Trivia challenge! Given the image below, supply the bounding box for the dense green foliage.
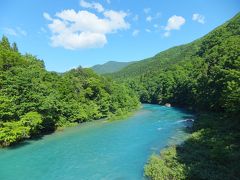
[107,13,240,179]
[145,113,240,180]
[0,36,139,146]
[145,147,186,180]
[108,13,240,116]
[0,112,43,147]
[91,61,135,74]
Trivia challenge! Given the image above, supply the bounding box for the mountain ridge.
[91,61,135,74]
[107,13,240,80]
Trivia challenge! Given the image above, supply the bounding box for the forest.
[0,36,139,147]
[108,13,240,179]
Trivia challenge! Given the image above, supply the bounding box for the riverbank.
[56,103,141,129]
[0,105,141,149]
[144,113,240,179]
[107,104,142,122]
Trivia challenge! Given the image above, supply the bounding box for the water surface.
[0,104,193,180]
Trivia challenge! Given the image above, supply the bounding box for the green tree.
[0,35,11,50]
[12,42,18,52]
[20,112,43,135]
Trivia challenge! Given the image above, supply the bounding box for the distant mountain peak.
[91,61,135,74]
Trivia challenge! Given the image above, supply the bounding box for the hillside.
[107,41,201,80]
[108,12,240,114]
[91,61,135,74]
[0,36,140,147]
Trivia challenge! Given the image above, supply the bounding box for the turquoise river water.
[0,104,193,180]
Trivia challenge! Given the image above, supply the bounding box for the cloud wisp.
[146,16,152,22]
[132,29,139,37]
[80,0,104,13]
[133,14,139,21]
[3,27,27,37]
[144,8,151,14]
[192,13,205,24]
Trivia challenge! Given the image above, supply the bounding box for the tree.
[0,35,11,50]
[12,42,18,52]
[20,112,43,135]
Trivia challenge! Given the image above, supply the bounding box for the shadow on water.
[7,141,32,150]
[6,131,53,150]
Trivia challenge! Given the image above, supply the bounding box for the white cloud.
[103,10,130,32]
[144,8,151,14]
[163,31,170,37]
[132,29,139,37]
[80,0,104,12]
[165,15,185,31]
[44,9,129,50]
[51,31,107,49]
[146,16,152,22]
[192,13,205,24]
[4,27,27,36]
[163,15,185,37]
[106,0,111,4]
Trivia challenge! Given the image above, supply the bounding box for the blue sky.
[0,0,239,72]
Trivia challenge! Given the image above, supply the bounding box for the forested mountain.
[108,13,240,115]
[91,61,134,74]
[0,36,140,147]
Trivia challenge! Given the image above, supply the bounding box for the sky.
[0,0,239,72]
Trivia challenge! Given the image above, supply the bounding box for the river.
[0,104,193,180]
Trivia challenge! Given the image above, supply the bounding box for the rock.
[165,103,171,107]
